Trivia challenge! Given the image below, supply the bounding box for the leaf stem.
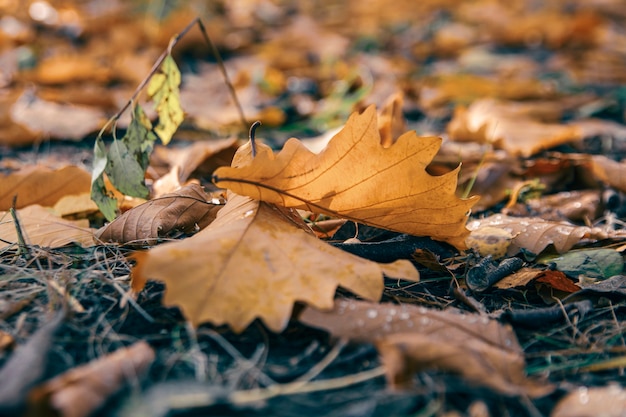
[249,121,262,157]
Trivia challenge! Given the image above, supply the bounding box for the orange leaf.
[535,270,581,293]
[0,205,95,249]
[213,106,477,249]
[28,341,154,417]
[0,165,91,210]
[96,184,221,245]
[132,191,418,333]
[447,99,582,157]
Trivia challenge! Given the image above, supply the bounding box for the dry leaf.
[377,91,406,148]
[590,155,626,193]
[418,74,552,110]
[28,341,155,417]
[300,299,552,397]
[0,165,91,210]
[0,205,95,249]
[213,106,477,249]
[150,138,238,197]
[132,191,418,332]
[96,184,221,245]
[0,314,63,415]
[10,90,104,141]
[467,214,608,255]
[447,98,583,157]
[551,385,626,417]
[535,270,581,293]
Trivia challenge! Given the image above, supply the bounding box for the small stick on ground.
[9,196,30,260]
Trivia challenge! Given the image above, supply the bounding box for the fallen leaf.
[213,106,477,249]
[494,267,546,290]
[9,90,104,141]
[0,165,91,210]
[467,214,609,255]
[300,299,552,397]
[535,270,581,293]
[541,249,624,280]
[53,193,99,218]
[447,98,582,157]
[0,314,63,416]
[132,191,418,332]
[590,155,626,193]
[28,341,155,417]
[0,205,95,249]
[551,385,626,417]
[377,91,406,148]
[418,74,552,111]
[150,138,238,197]
[96,184,222,245]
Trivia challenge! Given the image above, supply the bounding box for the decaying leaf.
[28,341,155,417]
[418,74,552,111]
[132,192,418,332]
[151,138,238,197]
[590,155,626,193]
[213,105,477,249]
[91,104,157,221]
[467,214,609,256]
[0,165,91,211]
[9,90,104,142]
[96,184,221,245]
[551,385,626,417]
[447,98,583,157]
[148,54,184,145]
[0,205,95,249]
[300,299,552,397]
[0,314,63,415]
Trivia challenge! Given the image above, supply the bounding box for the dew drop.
[578,387,589,405]
[243,209,255,218]
[420,317,431,326]
[418,307,427,314]
[366,309,378,319]
[389,308,397,316]
[399,312,410,320]
[480,316,490,325]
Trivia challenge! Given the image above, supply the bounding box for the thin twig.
[196,19,249,131]
[9,196,30,259]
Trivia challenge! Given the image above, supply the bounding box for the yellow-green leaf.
[147,54,184,145]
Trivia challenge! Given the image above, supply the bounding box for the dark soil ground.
[3,1,626,416]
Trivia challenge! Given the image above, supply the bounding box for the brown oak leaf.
[132,191,418,332]
[96,184,221,245]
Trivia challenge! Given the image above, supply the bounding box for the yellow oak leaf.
[213,105,477,249]
[132,190,418,333]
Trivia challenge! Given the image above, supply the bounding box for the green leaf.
[106,140,150,198]
[147,54,184,145]
[90,136,118,221]
[547,249,624,280]
[125,104,157,171]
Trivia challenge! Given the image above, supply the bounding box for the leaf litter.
[2,1,626,416]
